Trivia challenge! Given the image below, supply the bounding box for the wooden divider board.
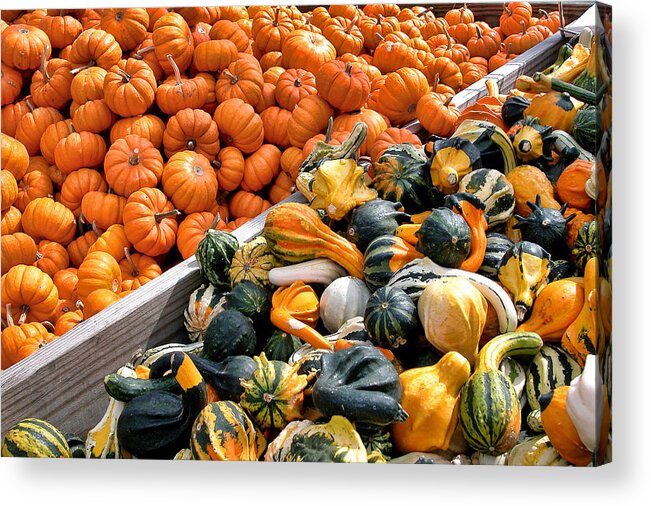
[0,4,596,438]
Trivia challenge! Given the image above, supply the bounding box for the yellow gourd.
[391,352,471,454]
[417,277,487,363]
[517,279,585,340]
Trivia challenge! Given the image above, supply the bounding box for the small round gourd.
[319,276,371,333]
[363,235,423,292]
[2,418,71,458]
[190,401,264,461]
[203,309,257,362]
[364,286,420,353]
[229,236,277,288]
[458,168,515,228]
[525,344,582,411]
[263,331,302,362]
[226,280,270,324]
[415,207,471,268]
[195,229,239,288]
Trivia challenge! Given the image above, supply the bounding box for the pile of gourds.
[0,3,560,368]
[2,26,612,464]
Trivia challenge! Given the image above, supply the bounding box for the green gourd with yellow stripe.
[190,401,266,461]
[239,353,309,431]
[229,236,278,288]
[363,235,424,291]
[2,418,71,458]
[195,229,239,288]
[459,331,543,455]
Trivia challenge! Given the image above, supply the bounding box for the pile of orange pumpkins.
[0,3,561,370]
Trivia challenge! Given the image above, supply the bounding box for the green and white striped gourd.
[184,284,227,342]
[459,168,515,228]
[525,344,582,411]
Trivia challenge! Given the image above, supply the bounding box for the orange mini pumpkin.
[162,151,218,214]
[103,57,157,117]
[104,134,164,197]
[35,240,69,277]
[30,56,74,109]
[1,232,37,275]
[54,127,107,174]
[229,190,271,219]
[240,144,282,192]
[59,168,108,217]
[213,98,264,154]
[81,288,121,319]
[87,224,131,262]
[110,114,165,149]
[1,24,51,70]
[1,264,58,323]
[52,267,78,301]
[123,187,180,256]
[53,310,83,336]
[119,250,162,290]
[76,250,122,303]
[22,197,76,245]
[1,318,56,369]
[99,8,149,51]
[162,108,219,160]
[152,12,194,74]
[81,191,127,230]
[68,28,122,70]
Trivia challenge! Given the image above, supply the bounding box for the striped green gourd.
[2,418,71,458]
[459,331,543,455]
[195,229,239,288]
[525,344,582,411]
[479,233,514,280]
[363,286,420,353]
[363,235,423,291]
[572,105,601,152]
[458,168,515,228]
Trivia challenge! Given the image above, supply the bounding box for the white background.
[1,0,648,504]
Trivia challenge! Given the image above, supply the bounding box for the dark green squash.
[263,331,302,362]
[226,280,270,324]
[104,373,181,402]
[364,286,420,353]
[415,207,471,268]
[371,143,437,213]
[190,401,265,460]
[572,105,601,153]
[571,220,599,272]
[363,235,423,291]
[513,195,576,258]
[479,233,514,280]
[1,418,71,458]
[188,355,256,402]
[311,345,408,426]
[346,199,411,252]
[116,352,207,459]
[458,168,515,228]
[203,309,257,363]
[195,229,239,289]
[239,353,309,431]
[501,95,531,126]
[548,259,575,282]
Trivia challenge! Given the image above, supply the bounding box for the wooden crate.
[0,3,597,438]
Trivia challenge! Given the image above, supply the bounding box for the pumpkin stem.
[222,69,238,85]
[504,3,512,16]
[91,220,102,238]
[375,32,385,41]
[345,16,358,34]
[124,248,139,277]
[375,14,383,25]
[475,24,482,40]
[273,6,280,26]
[133,45,156,60]
[432,73,440,90]
[18,305,29,325]
[155,209,181,222]
[42,320,55,332]
[539,9,550,19]
[40,45,51,81]
[443,25,452,50]
[6,305,15,327]
[505,42,513,59]
[520,20,527,35]
[208,212,222,231]
[444,95,454,107]
[166,54,183,86]
[70,64,92,75]
[128,148,141,166]
[324,116,334,143]
[186,139,197,150]
[25,96,36,113]
[344,61,354,76]
[117,68,131,83]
